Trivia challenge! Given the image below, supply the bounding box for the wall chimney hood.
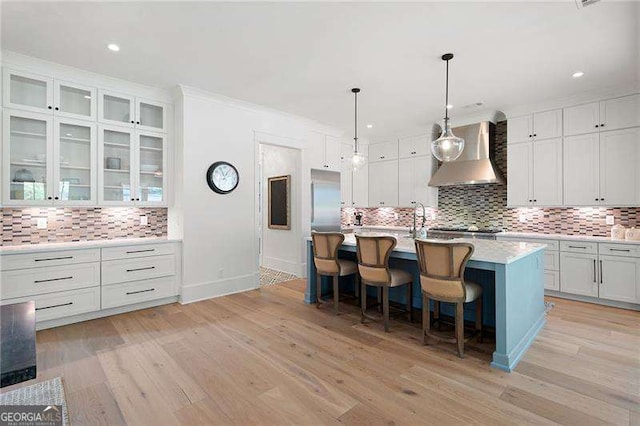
[428,121,504,187]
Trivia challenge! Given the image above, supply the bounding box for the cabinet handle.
[47,196,52,200]
[36,302,73,311]
[599,260,603,284]
[54,196,59,200]
[600,123,605,127]
[126,266,156,272]
[34,276,73,284]
[126,288,155,295]
[568,245,587,249]
[131,120,135,124]
[126,249,155,254]
[609,248,630,252]
[593,259,596,283]
[35,256,73,262]
[47,106,52,110]
[54,107,59,111]
[533,134,537,137]
[380,156,385,159]
[595,124,599,128]
[600,198,604,201]
[136,121,140,125]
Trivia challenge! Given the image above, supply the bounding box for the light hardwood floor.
[3,279,639,425]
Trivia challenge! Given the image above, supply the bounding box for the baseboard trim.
[261,257,303,276]
[180,273,259,304]
[491,311,546,372]
[545,290,640,311]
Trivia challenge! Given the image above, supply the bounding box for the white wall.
[260,144,301,275]
[172,86,342,303]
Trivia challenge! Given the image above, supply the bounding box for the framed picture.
[268,175,291,230]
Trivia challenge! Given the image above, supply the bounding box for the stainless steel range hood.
[428,121,504,187]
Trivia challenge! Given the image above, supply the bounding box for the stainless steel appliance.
[310,170,341,232]
[426,227,501,240]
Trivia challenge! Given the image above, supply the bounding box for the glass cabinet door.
[99,126,134,204]
[3,111,53,204]
[55,81,96,120]
[99,90,135,128]
[136,99,166,132]
[55,119,95,204]
[136,131,165,204]
[3,69,53,114]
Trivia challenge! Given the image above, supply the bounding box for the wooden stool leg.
[456,302,465,358]
[355,274,360,303]
[434,301,440,330]
[361,281,367,323]
[422,294,430,345]
[476,296,483,343]
[383,286,390,332]
[377,287,383,313]
[406,282,413,323]
[316,273,322,308]
[333,275,339,315]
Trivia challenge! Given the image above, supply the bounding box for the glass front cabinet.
[98,90,167,133]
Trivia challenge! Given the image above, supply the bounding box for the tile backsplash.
[1,207,167,246]
[342,120,640,236]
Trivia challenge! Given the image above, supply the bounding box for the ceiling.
[2,1,639,140]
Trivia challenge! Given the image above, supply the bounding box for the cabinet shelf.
[10,162,46,168]
[104,168,130,174]
[10,130,46,138]
[61,165,91,171]
[60,136,90,144]
[104,142,130,149]
[139,146,162,152]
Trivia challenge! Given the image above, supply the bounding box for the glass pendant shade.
[432,119,465,162]
[349,150,367,171]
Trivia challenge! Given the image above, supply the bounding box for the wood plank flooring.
[2,279,638,425]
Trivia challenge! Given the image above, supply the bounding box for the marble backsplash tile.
[1,207,168,246]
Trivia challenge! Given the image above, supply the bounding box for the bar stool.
[414,240,483,358]
[356,235,413,332]
[311,231,359,314]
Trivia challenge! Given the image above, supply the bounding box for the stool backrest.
[414,240,474,301]
[355,235,397,284]
[311,232,345,274]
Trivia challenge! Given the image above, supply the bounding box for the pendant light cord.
[444,58,449,121]
[354,89,359,153]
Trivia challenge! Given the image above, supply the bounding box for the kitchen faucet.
[410,202,426,239]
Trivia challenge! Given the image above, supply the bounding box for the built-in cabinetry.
[507,93,640,208]
[368,160,399,206]
[0,241,181,329]
[339,143,368,207]
[498,235,640,309]
[2,67,171,207]
[309,133,341,171]
[398,155,438,207]
[398,134,430,158]
[368,140,398,162]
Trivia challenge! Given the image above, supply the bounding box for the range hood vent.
[428,121,504,187]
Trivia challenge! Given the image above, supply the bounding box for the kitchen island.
[306,234,547,372]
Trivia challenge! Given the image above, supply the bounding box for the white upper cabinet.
[136,131,167,205]
[340,160,353,207]
[532,109,562,140]
[324,136,341,171]
[369,140,398,162]
[599,94,640,132]
[368,160,398,206]
[352,145,368,208]
[398,156,437,207]
[54,80,96,121]
[507,115,532,144]
[398,134,430,158]
[308,133,340,171]
[506,142,533,207]
[340,143,353,161]
[136,98,167,132]
[563,133,600,206]
[532,138,563,206]
[98,90,136,128]
[563,102,599,136]
[599,128,640,206]
[3,69,53,114]
[98,125,135,205]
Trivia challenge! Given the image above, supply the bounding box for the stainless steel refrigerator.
[310,170,341,232]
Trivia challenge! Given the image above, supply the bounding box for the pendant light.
[431,53,465,162]
[348,88,367,171]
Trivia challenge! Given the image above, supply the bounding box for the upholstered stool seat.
[311,232,359,314]
[356,235,413,332]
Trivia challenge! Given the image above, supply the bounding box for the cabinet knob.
[595,124,599,128]
[54,107,59,111]
[533,199,537,202]
[595,198,599,201]
[131,198,135,201]
[136,198,140,201]
[47,106,52,110]
[528,199,532,202]
[47,196,52,200]
[600,123,605,127]
[600,198,604,201]
[533,134,537,137]
[136,121,140,125]
[131,120,135,124]
[528,134,532,138]
[54,196,59,200]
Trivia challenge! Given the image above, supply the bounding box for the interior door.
[98,125,134,205]
[54,80,96,121]
[532,138,563,206]
[3,69,54,114]
[3,110,53,205]
[599,255,639,303]
[599,128,640,207]
[560,252,599,297]
[563,133,600,206]
[506,142,532,207]
[54,118,96,205]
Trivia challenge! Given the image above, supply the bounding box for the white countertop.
[336,233,545,265]
[497,231,640,245]
[0,237,182,255]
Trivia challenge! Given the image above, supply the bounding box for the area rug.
[0,377,69,425]
[260,267,298,286]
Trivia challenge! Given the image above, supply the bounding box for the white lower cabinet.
[560,252,599,297]
[0,241,181,327]
[598,255,640,303]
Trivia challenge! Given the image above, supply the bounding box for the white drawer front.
[101,243,177,261]
[1,262,100,300]
[102,254,176,285]
[598,243,640,258]
[543,251,560,271]
[560,241,598,254]
[1,249,100,271]
[544,270,560,291]
[101,277,177,309]
[1,287,101,322]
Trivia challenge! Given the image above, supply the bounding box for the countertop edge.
[0,238,182,255]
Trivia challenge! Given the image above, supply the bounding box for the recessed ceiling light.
[366,124,373,128]
[107,44,120,52]
[446,104,453,109]
[572,71,584,78]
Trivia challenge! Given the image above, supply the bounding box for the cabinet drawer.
[1,287,101,323]
[101,243,176,261]
[544,270,560,291]
[1,262,100,300]
[598,243,640,258]
[102,254,176,285]
[543,251,560,271]
[1,248,100,271]
[101,277,177,309]
[560,241,598,254]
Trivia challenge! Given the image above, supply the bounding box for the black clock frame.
[206,161,239,194]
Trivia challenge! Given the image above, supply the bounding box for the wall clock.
[206,161,239,194]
